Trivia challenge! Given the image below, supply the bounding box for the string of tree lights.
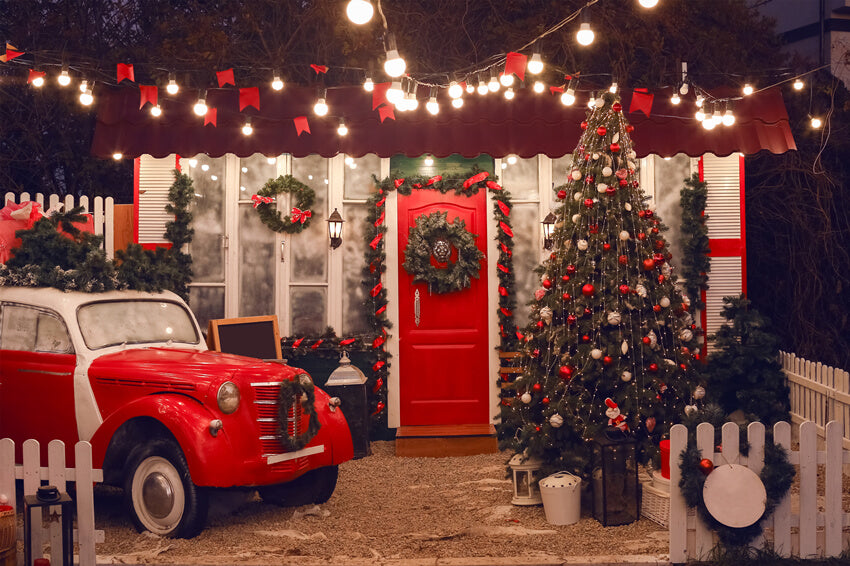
[0,0,831,159]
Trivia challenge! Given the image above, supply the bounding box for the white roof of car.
[0,287,186,320]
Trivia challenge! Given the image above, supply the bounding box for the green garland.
[679,438,794,548]
[276,378,321,451]
[680,173,711,312]
[254,175,315,234]
[402,211,484,294]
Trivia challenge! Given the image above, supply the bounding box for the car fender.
[313,388,354,465]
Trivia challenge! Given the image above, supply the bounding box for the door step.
[395,424,499,457]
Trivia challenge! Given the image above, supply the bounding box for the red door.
[397,188,489,426]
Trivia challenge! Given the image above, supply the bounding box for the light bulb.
[722,109,735,126]
[345,156,354,165]
[679,82,689,95]
[150,104,162,117]
[533,80,545,93]
[313,97,328,116]
[477,78,488,95]
[79,88,93,106]
[271,74,284,91]
[504,88,515,100]
[32,75,45,88]
[79,80,88,93]
[638,0,658,7]
[743,83,754,96]
[670,93,681,105]
[500,73,514,87]
[465,82,475,94]
[112,152,123,160]
[588,93,596,108]
[242,120,253,136]
[811,116,822,128]
[337,121,348,136]
[424,155,434,166]
[488,75,500,93]
[166,75,179,95]
[384,49,406,77]
[406,92,419,111]
[363,77,374,92]
[528,52,544,75]
[695,108,705,121]
[451,97,464,108]
[507,154,518,165]
[387,80,404,105]
[712,108,722,125]
[560,89,576,106]
[793,79,804,91]
[193,96,208,116]
[346,0,374,25]
[448,81,463,99]
[267,157,277,165]
[426,96,439,115]
[58,69,71,86]
[702,117,716,130]
[609,82,618,94]
[576,23,595,46]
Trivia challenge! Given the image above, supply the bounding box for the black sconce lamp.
[328,208,344,249]
[542,211,557,249]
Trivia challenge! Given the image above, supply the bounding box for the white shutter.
[137,154,176,244]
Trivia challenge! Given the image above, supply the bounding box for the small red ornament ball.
[536,320,544,328]
[582,283,596,296]
[610,142,621,153]
[618,255,628,265]
[585,175,594,184]
[619,179,628,187]
[562,292,571,301]
[638,232,646,240]
[654,240,665,250]
[542,397,550,406]
[654,253,665,265]
[532,349,540,357]
[658,274,666,283]
[567,314,577,325]
[680,363,688,371]
[557,189,567,200]
[562,274,570,281]
[619,284,630,295]
[612,102,622,112]
[651,227,659,234]
[566,264,577,275]
[643,258,657,271]
[694,353,701,361]
[626,124,635,133]
[581,121,588,130]
[584,307,592,316]
[638,210,646,218]
[584,198,594,209]
[645,209,654,217]
[559,365,574,379]
[542,278,552,289]
[649,363,658,372]
[532,383,541,392]
[550,253,557,261]
[632,180,640,188]
[603,243,611,251]
[582,334,591,342]
[699,458,715,475]
[653,304,662,312]
[642,336,652,345]
[597,126,607,136]
[606,185,617,195]
[603,356,613,365]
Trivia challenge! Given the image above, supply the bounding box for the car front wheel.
[124,438,208,538]
[258,465,339,507]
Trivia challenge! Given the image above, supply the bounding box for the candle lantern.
[508,453,543,505]
[324,351,371,458]
[591,427,640,526]
[24,485,74,566]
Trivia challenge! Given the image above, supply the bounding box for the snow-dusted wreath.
[402,211,484,294]
[253,175,315,234]
[276,378,321,451]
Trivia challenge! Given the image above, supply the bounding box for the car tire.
[258,465,339,507]
[123,438,208,538]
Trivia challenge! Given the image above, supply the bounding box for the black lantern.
[24,485,74,566]
[324,351,371,458]
[542,211,557,249]
[327,208,344,249]
[591,427,640,526]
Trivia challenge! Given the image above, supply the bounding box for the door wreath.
[252,175,315,234]
[402,211,484,294]
[277,378,321,451]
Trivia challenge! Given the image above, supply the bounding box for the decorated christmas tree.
[497,92,703,474]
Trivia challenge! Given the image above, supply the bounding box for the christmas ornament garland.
[276,378,321,451]
[678,439,794,548]
[402,211,484,294]
[253,175,315,234]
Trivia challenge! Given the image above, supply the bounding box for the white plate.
[702,463,766,528]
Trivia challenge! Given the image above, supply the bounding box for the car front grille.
[251,381,310,466]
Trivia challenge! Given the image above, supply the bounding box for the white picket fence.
[669,420,849,562]
[782,350,850,449]
[3,191,115,259]
[0,438,104,565]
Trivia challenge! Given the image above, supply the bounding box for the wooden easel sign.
[207,315,282,360]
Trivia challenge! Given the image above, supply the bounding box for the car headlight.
[296,372,313,386]
[217,381,241,414]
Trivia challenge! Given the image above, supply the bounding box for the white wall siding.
[138,155,176,244]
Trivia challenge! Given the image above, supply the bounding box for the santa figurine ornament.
[604,397,628,431]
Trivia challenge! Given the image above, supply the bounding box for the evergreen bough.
[680,173,711,311]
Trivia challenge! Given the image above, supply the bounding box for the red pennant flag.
[374,211,385,226]
[139,85,158,109]
[311,339,324,349]
[375,305,386,316]
[216,68,235,87]
[3,43,24,62]
[340,338,356,346]
[310,64,328,74]
[500,221,514,237]
[369,232,383,249]
[378,104,395,123]
[516,331,524,341]
[372,82,391,110]
[27,69,45,84]
[504,51,527,82]
[497,201,510,216]
[371,282,383,297]
[116,63,134,83]
[549,85,565,94]
[292,337,304,348]
[294,115,310,136]
[204,108,217,126]
[239,87,260,111]
[630,88,654,116]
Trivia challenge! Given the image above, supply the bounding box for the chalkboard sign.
[207,315,282,360]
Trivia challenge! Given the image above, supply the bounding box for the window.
[0,304,73,353]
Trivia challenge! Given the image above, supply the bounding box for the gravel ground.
[91,442,670,564]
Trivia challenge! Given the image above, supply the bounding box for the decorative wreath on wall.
[252,175,315,234]
[678,439,794,548]
[402,210,485,294]
[276,378,321,451]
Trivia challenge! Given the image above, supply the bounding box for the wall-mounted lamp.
[328,208,344,249]
[542,211,557,249]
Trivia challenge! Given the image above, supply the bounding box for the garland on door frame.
[679,173,711,312]
[252,174,315,234]
[362,169,517,422]
[402,211,485,294]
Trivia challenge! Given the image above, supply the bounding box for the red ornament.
[562,292,572,301]
[694,353,701,361]
[584,153,591,161]
[536,320,544,328]
[532,383,541,392]
[680,363,688,371]
[645,210,654,218]
[646,416,656,432]
[588,224,599,234]
[619,284,630,295]
[581,121,588,130]
[658,275,666,283]
[562,274,570,282]
[654,253,665,265]
[642,336,651,345]
[625,124,635,133]
[653,304,661,312]
[542,397,550,405]
[654,240,664,250]
[566,264,577,275]
[606,186,617,195]
[532,349,540,357]
[542,279,552,289]
[557,189,567,200]
[612,102,622,112]
[550,252,557,261]
[649,363,658,372]
[597,126,607,136]
[567,314,577,325]
[585,175,595,184]
[618,255,628,265]
[559,365,574,379]
[618,179,628,187]
[651,227,659,234]
[638,232,646,240]
[643,258,656,271]
[582,334,591,342]
[638,210,646,218]
[610,142,621,153]
[535,426,541,432]
[603,356,613,365]
[698,458,714,475]
[584,307,592,316]
[582,283,595,296]
[603,243,611,251]
[632,180,640,188]
[584,198,594,209]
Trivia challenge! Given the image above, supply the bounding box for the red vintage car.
[0,287,353,537]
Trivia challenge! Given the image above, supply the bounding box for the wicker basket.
[0,505,14,552]
[640,482,669,528]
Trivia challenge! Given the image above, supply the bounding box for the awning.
[92,84,796,160]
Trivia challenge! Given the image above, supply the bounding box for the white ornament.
[629,150,637,159]
[571,169,582,180]
[680,328,694,342]
[597,183,609,193]
[574,191,583,201]
[685,404,698,417]
[621,371,633,382]
[647,330,657,347]
[540,306,553,325]
[602,166,613,177]
[693,385,706,400]
[665,358,676,366]
[592,152,600,160]
[625,202,632,211]
[612,133,620,143]
[591,348,603,359]
[607,311,622,325]
[635,284,647,298]
[577,239,588,251]
[621,340,629,355]
[549,414,564,428]
[660,296,671,308]
[619,230,630,241]
[595,97,605,108]
[521,392,532,404]
[572,214,581,223]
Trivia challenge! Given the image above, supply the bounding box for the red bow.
[251,194,273,208]
[291,207,312,223]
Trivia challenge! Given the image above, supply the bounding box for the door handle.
[280,240,285,262]
[414,289,421,327]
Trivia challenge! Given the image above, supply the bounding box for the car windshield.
[77,299,200,349]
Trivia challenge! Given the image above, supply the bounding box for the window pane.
[552,155,574,191]
[239,154,279,198]
[239,203,276,317]
[501,156,539,199]
[36,313,72,353]
[291,287,327,335]
[183,155,225,282]
[291,155,328,283]
[342,203,369,335]
[343,155,380,199]
[1,305,38,351]
[189,287,225,338]
[652,154,689,270]
[509,203,541,328]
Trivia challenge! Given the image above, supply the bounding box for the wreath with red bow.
[252,175,315,234]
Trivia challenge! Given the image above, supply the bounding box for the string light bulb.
[528,51,544,75]
[112,152,123,160]
[576,11,595,46]
[561,87,576,106]
[477,75,488,95]
[695,107,705,121]
[346,0,374,25]
[507,154,518,165]
[166,73,179,95]
[79,80,89,93]
[722,102,735,126]
[638,0,658,7]
[742,83,754,96]
[30,72,45,88]
[712,105,722,125]
[405,90,419,111]
[488,71,500,93]
[533,80,545,93]
[451,97,464,108]
[504,87,515,100]
[609,81,618,94]
[387,80,404,105]
[588,92,596,108]
[465,82,475,94]
[242,118,253,136]
[679,82,689,95]
[193,91,208,116]
[810,115,822,128]
[313,90,329,116]
[57,67,71,86]
[150,104,162,116]
[271,71,284,91]
[383,33,406,78]
[267,156,277,165]
[793,78,804,91]
[695,93,705,107]
[424,155,434,166]
[702,116,716,130]
[79,85,94,106]
[500,72,515,87]
[670,92,681,105]
[426,90,439,115]
[337,119,348,136]
[363,75,374,92]
[448,80,463,99]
